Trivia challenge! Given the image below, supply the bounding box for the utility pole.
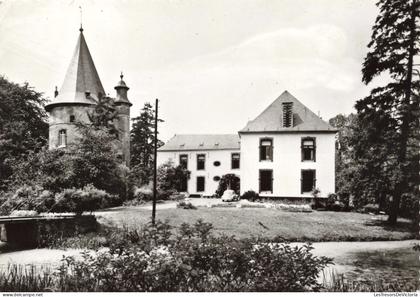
[152,98,158,225]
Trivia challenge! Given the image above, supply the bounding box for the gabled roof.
[45,29,105,111]
[158,134,240,151]
[239,90,336,133]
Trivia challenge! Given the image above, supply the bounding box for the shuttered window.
[301,170,316,193]
[259,170,273,193]
[259,139,273,161]
[301,137,316,161]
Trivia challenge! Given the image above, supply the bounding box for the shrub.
[0,220,333,292]
[361,203,380,214]
[52,185,118,215]
[241,190,260,202]
[269,204,313,213]
[209,203,237,208]
[177,201,197,209]
[216,174,240,197]
[157,161,190,194]
[324,193,346,212]
[0,185,55,215]
[125,186,153,205]
[50,220,332,292]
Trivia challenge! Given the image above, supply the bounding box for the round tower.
[45,27,106,149]
[114,73,132,167]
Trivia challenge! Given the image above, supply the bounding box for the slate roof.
[158,134,240,151]
[45,29,105,111]
[239,91,336,133]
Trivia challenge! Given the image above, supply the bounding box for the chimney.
[282,102,293,127]
[54,86,59,98]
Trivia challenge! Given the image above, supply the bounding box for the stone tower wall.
[115,103,131,167]
[48,105,94,149]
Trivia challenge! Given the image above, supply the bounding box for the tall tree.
[358,0,419,224]
[86,95,119,137]
[0,76,48,190]
[130,102,163,185]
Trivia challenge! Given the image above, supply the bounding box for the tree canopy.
[357,0,419,224]
[0,76,48,190]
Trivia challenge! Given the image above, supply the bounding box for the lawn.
[96,206,415,242]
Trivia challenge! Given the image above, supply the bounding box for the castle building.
[45,27,132,166]
[157,91,337,199]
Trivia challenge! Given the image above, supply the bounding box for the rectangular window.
[302,138,316,161]
[259,139,273,161]
[196,176,205,192]
[197,154,205,170]
[259,170,273,193]
[301,170,316,193]
[179,154,188,169]
[231,153,240,169]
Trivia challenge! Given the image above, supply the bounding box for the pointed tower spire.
[46,26,105,111]
[79,6,83,32]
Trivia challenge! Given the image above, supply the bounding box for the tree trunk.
[388,0,417,225]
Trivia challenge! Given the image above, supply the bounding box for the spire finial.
[120,71,124,80]
[79,6,83,32]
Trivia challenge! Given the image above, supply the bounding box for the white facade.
[156,91,337,199]
[157,149,240,196]
[239,133,335,198]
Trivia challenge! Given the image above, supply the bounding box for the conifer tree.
[357,0,419,224]
[130,102,163,185]
[87,95,119,137]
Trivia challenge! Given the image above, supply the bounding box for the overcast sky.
[0,0,379,141]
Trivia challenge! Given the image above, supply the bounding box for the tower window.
[69,115,75,123]
[58,129,67,147]
[302,137,316,161]
[259,138,273,161]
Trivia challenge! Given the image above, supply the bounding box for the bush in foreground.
[0,184,119,215]
[0,220,332,292]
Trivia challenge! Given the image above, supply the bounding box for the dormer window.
[58,129,67,147]
[69,115,75,123]
[282,102,293,127]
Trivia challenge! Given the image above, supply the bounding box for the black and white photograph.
[0,0,418,294]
